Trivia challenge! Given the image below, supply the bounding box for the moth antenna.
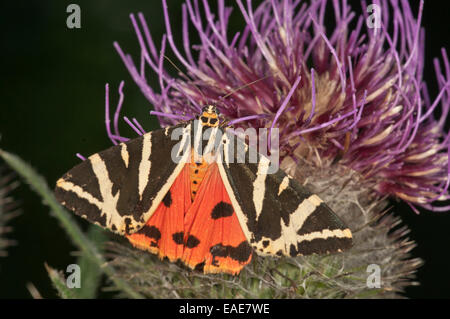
[163,55,207,104]
[219,118,231,128]
[221,73,276,100]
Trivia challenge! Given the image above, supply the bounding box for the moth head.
[200,105,220,127]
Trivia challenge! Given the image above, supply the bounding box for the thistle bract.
[0,166,19,257]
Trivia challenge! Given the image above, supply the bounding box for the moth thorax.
[199,105,220,127]
[189,149,209,201]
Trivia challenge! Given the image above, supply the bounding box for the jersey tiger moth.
[55,105,352,275]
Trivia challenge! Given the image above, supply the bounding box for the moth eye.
[209,118,218,125]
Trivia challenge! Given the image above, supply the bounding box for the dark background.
[0,0,449,299]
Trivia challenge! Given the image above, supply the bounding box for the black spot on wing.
[163,191,172,208]
[211,201,234,219]
[210,241,252,263]
[140,225,161,241]
[262,240,270,248]
[186,235,200,248]
[297,203,347,236]
[124,217,133,234]
[296,237,352,255]
[194,261,205,272]
[172,232,184,245]
[289,244,297,257]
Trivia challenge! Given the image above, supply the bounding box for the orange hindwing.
[126,160,252,275]
[126,164,191,262]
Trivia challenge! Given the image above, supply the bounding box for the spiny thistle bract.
[95,0,448,298]
[0,165,19,257]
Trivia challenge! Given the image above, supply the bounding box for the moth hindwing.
[55,105,352,274]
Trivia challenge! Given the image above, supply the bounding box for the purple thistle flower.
[107,0,449,213]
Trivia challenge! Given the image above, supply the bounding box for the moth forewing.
[216,128,353,258]
[55,122,192,235]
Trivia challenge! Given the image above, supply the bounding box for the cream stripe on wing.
[120,143,129,168]
[138,133,152,199]
[278,194,324,253]
[298,228,352,242]
[89,153,122,229]
[277,176,290,196]
[56,179,103,209]
[253,157,270,220]
[289,194,323,230]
